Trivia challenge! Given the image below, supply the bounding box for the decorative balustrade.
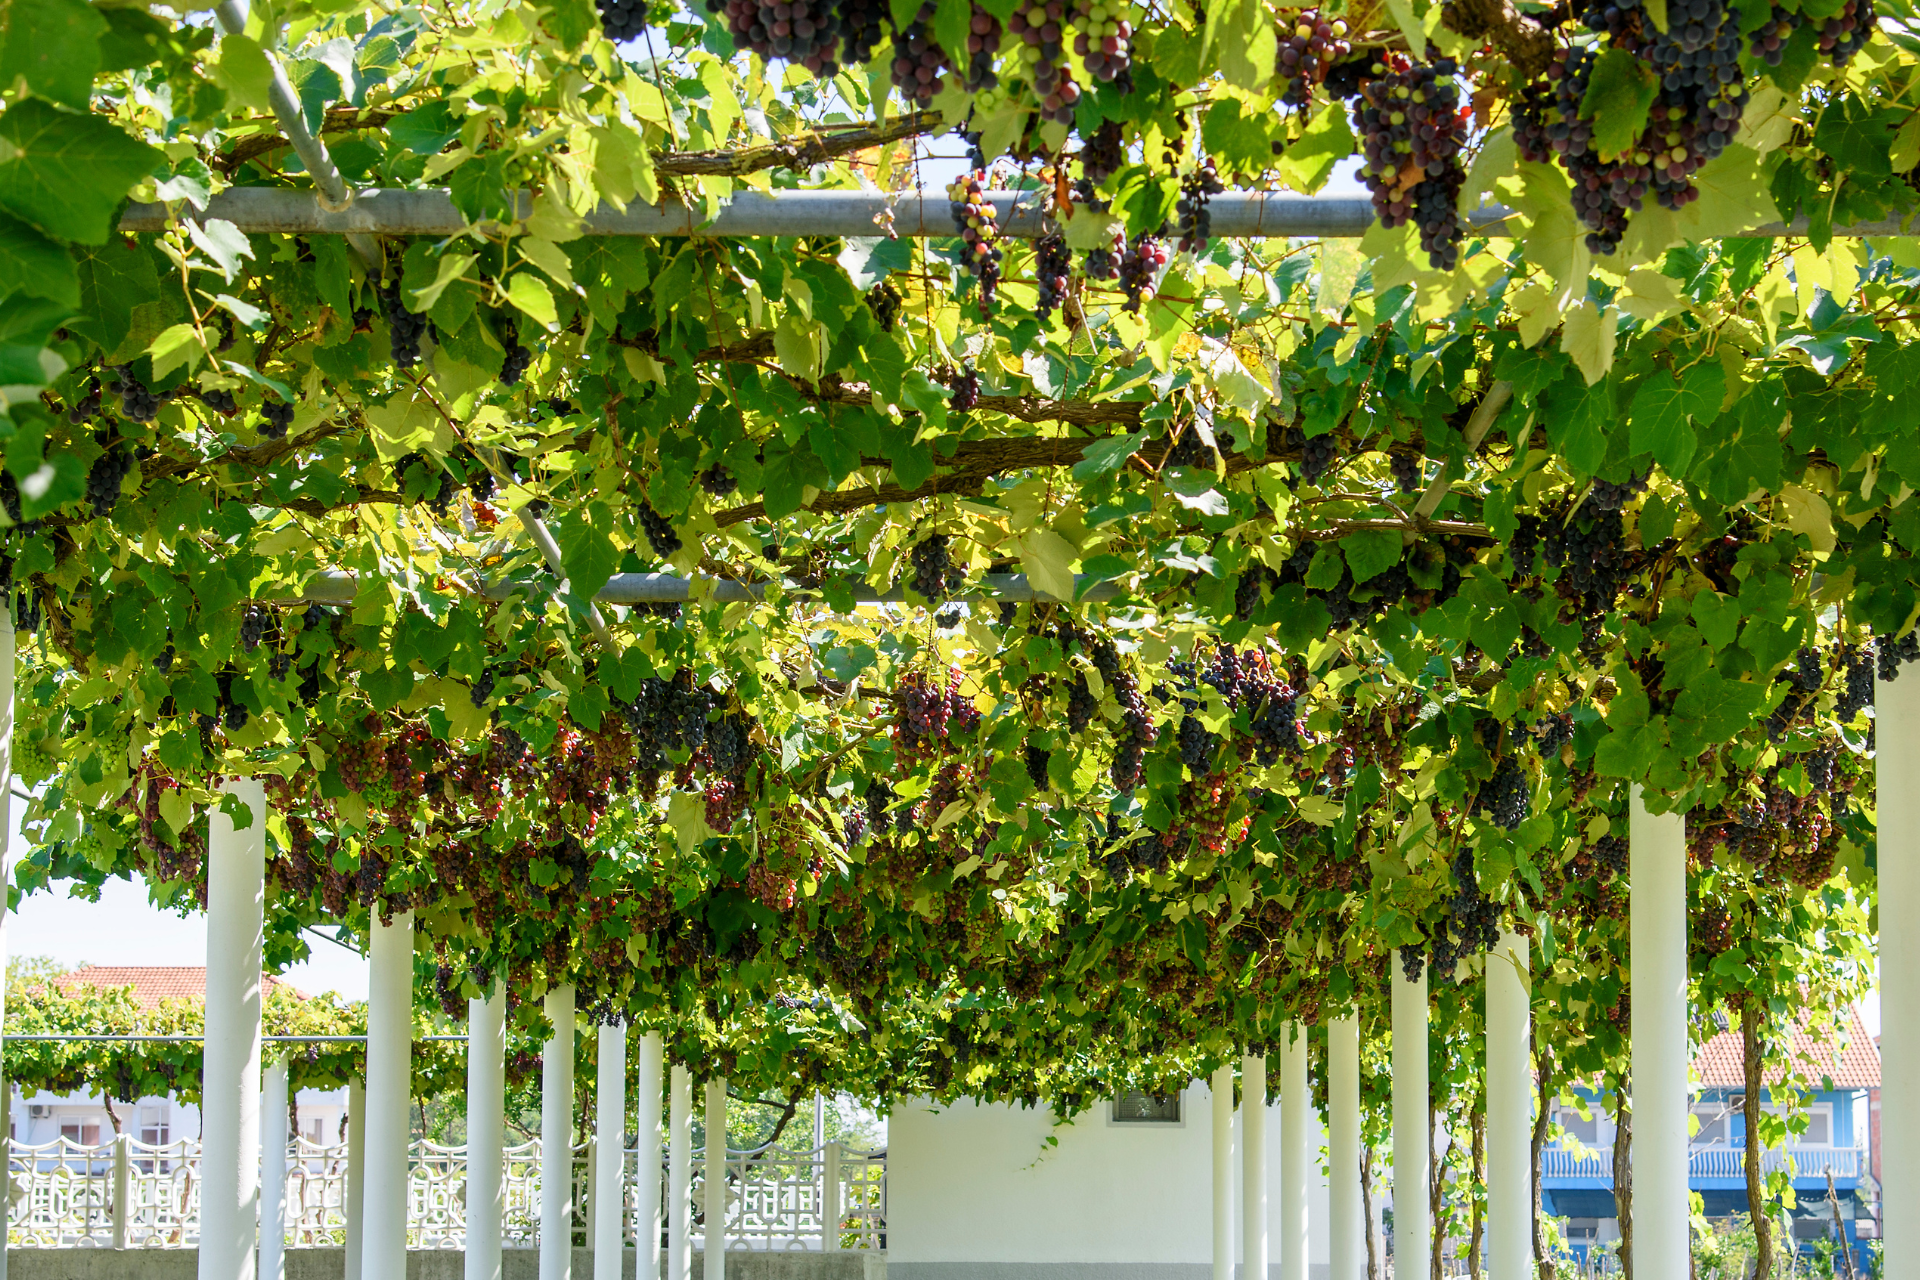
[1539,1143,1862,1181]
[2,1136,884,1251]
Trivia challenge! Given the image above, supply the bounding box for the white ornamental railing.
[1538,1143,1862,1182]
[3,1136,885,1251]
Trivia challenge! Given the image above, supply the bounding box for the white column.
[345,1079,365,1280]
[1278,1024,1308,1280]
[1631,787,1689,1279]
[359,911,414,1280]
[542,985,578,1280]
[0,610,13,1280]
[467,990,506,1280]
[202,778,265,1280]
[704,1077,726,1280]
[1882,667,1920,1280]
[1328,1016,1361,1280]
[1487,930,1531,1280]
[1211,1064,1233,1280]
[635,1034,664,1280]
[595,1021,627,1280]
[260,1057,288,1280]
[668,1065,692,1280]
[1390,957,1430,1280]
[1242,1054,1268,1280]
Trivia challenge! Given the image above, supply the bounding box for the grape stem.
[1404,379,1513,543]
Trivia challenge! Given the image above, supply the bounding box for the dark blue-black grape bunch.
[950,366,982,412]
[379,274,429,368]
[499,323,533,387]
[699,464,738,498]
[639,501,683,559]
[891,2,952,105]
[1174,158,1226,254]
[1477,753,1530,831]
[1034,231,1072,325]
[1766,644,1825,741]
[907,533,965,600]
[259,399,296,441]
[84,443,132,518]
[709,0,842,73]
[1389,451,1422,494]
[596,0,648,40]
[195,387,238,417]
[65,377,102,425]
[867,281,904,332]
[1025,740,1051,790]
[1879,631,1920,681]
[113,366,163,422]
[1429,848,1500,979]
[240,605,268,652]
[1837,642,1875,721]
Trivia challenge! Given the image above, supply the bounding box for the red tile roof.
[1694,1004,1879,1089]
[51,967,302,1011]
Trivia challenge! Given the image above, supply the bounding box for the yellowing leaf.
[364,393,452,460]
[517,236,577,290]
[147,322,204,381]
[773,312,825,384]
[1296,795,1342,827]
[1017,528,1078,602]
[1618,267,1684,325]
[623,346,665,384]
[1560,299,1618,385]
[665,790,713,854]
[1779,484,1836,554]
[1198,336,1269,413]
[504,272,558,330]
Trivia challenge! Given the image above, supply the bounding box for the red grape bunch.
[891,3,953,104]
[1274,9,1349,107]
[1080,119,1126,186]
[963,3,1004,90]
[1009,0,1081,122]
[1116,232,1169,312]
[947,170,1004,314]
[1353,55,1469,268]
[1069,0,1134,88]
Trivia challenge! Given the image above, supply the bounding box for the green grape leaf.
[0,100,164,244]
[0,0,105,110]
[0,211,76,308]
[1579,49,1659,163]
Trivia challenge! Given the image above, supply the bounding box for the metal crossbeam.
[117,186,1903,238]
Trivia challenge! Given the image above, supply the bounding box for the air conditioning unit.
[27,1105,50,1119]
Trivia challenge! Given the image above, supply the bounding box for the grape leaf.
[0,0,104,110]
[0,211,76,308]
[1579,49,1659,163]
[0,100,164,244]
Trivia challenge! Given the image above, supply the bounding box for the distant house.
[12,967,348,1153]
[1541,1004,1879,1269]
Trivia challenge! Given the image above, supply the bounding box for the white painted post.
[345,1079,365,1280]
[704,1077,726,1280]
[202,778,265,1280]
[542,984,578,1280]
[1242,1054,1268,1280]
[1631,787,1689,1279]
[1390,958,1430,1280]
[1329,1016,1361,1280]
[668,1065,692,1280]
[1487,930,1531,1280]
[594,1020,627,1280]
[635,1034,663,1280]
[260,1058,288,1280]
[1881,667,1920,1280]
[361,910,414,1280]
[1211,1063,1234,1280]
[1279,1023,1308,1280]
[822,1141,842,1252]
[0,610,14,1280]
[467,990,506,1280]
[111,1130,130,1250]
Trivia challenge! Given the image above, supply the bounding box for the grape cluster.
[867,281,904,332]
[700,464,738,497]
[712,0,842,73]
[1024,741,1051,790]
[1034,231,1072,324]
[839,0,888,63]
[1838,643,1875,720]
[114,367,163,422]
[1817,0,1873,64]
[84,447,132,518]
[963,4,1004,90]
[948,172,1004,314]
[596,0,648,39]
[1429,848,1500,978]
[1069,0,1133,87]
[893,667,983,758]
[891,4,952,104]
[1539,500,1632,613]
[639,501,683,559]
[1116,233,1169,313]
[1478,755,1530,831]
[1073,178,1121,280]
[1274,9,1350,107]
[1880,631,1920,681]
[1065,674,1098,732]
[1748,4,1797,63]
[260,400,296,441]
[1292,428,1341,486]
[499,325,532,387]
[1354,55,1469,269]
[380,275,429,368]
[65,378,102,424]
[240,605,268,652]
[1389,451,1422,494]
[949,366,982,412]
[1080,120,1125,186]
[908,533,965,599]
[1010,0,1081,123]
[1175,159,1226,254]
[196,387,238,416]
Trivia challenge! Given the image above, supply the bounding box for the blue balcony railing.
[1541,1145,1860,1181]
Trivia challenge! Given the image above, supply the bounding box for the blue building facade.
[1538,1007,1879,1269]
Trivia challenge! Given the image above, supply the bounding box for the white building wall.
[11,1086,345,1148]
[888,1080,1334,1280]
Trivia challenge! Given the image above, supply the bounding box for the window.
[1693,1106,1731,1145]
[1802,1110,1831,1145]
[139,1106,167,1146]
[1110,1091,1183,1125]
[1559,1109,1600,1144]
[59,1121,101,1146]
